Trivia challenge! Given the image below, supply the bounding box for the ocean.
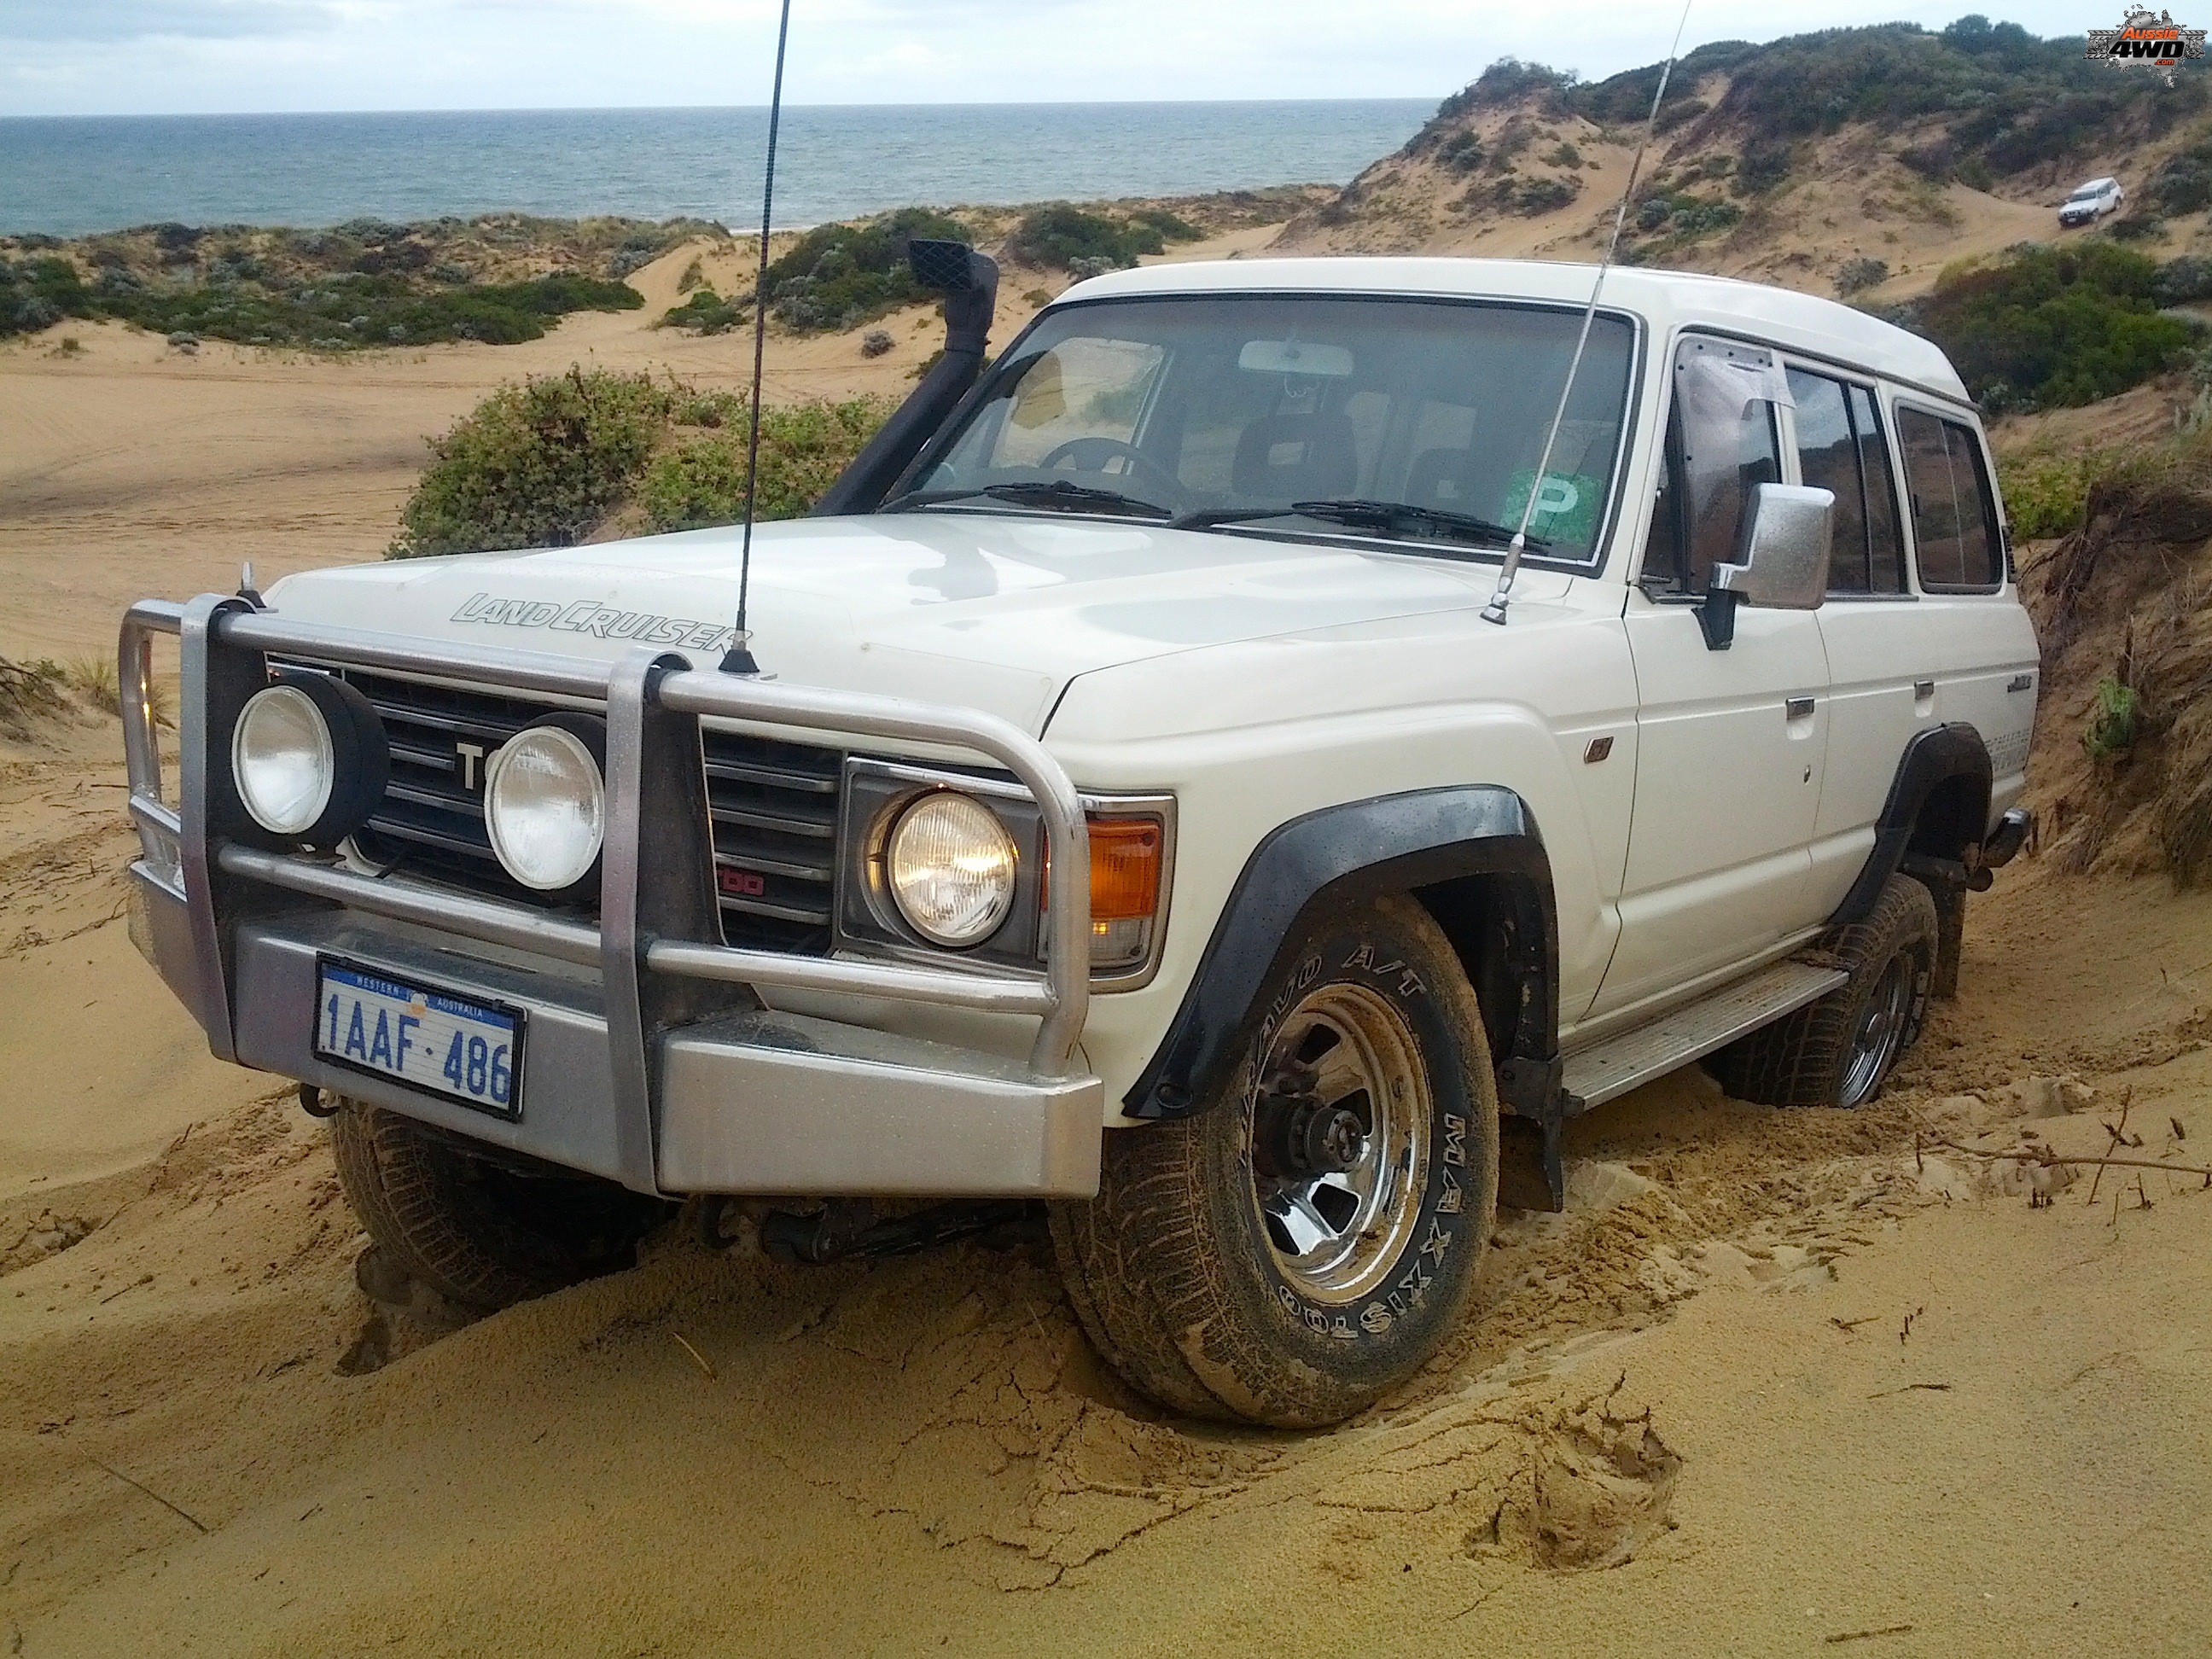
[0,102,1432,238]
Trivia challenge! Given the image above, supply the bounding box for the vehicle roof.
[2070,178,2118,191]
[1056,256,1971,403]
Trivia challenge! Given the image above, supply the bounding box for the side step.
[1560,958,1848,1111]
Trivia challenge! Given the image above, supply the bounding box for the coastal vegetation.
[0,214,702,347]
[1003,205,1201,272]
[658,207,975,339]
[658,202,1205,337]
[1451,19,2204,187]
[1908,242,2200,410]
[387,368,888,558]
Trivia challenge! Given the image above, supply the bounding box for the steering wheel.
[1036,436,1185,505]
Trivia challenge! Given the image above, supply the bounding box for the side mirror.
[1699,482,1835,649]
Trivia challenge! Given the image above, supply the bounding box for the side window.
[1898,407,2004,591]
[1786,368,1870,594]
[1851,386,1908,594]
[1650,337,1782,594]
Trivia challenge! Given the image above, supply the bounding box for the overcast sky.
[1,2,2104,119]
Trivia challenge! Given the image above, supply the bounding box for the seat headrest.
[1231,411,1359,500]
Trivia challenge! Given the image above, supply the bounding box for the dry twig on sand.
[671,1330,718,1381]
[88,1458,207,1534]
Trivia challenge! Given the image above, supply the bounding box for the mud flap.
[1498,1109,1565,1214]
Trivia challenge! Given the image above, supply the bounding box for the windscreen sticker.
[1501,469,1604,548]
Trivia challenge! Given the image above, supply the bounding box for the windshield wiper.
[882,480,1173,520]
[1178,498,1545,550]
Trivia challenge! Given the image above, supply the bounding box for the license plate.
[313,957,524,1120]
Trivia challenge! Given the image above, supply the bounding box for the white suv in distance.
[117,252,2038,1428]
[2059,177,2124,226]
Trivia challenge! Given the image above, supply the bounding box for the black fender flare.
[1122,787,1559,1123]
[1829,721,1993,926]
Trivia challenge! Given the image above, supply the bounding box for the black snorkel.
[811,239,1000,517]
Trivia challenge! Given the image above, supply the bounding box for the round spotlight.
[228,672,390,848]
[886,791,1017,947]
[484,722,606,893]
[231,684,333,837]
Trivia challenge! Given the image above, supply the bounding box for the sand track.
[5,830,2210,1651]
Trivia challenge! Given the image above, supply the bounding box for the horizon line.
[0,95,1443,124]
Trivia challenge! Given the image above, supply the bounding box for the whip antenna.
[721,0,795,676]
[1482,0,1693,626]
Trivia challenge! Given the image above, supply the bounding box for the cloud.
[0,0,336,43]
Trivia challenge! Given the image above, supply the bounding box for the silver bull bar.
[119,594,1103,1198]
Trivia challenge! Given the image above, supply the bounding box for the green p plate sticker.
[1500,469,1603,550]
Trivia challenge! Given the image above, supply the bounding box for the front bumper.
[120,596,1104,1199]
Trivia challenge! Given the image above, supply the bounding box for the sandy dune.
[5,230,2212,1654]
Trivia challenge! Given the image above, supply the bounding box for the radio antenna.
[1482,0,1693,626]
[720,0,795,676]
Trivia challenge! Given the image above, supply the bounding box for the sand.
[6,223,2212,1656]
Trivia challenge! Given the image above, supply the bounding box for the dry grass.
[54,654,172,731]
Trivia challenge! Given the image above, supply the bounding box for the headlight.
[886,791,1017,946]
[484,722,606,893]
[232,684,335,837]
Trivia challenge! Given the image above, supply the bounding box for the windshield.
[894,294,1638,563]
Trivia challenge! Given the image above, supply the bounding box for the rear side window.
[1897,407,2003,591]
[1786,368,1909,596]
[1851,386,1908,593]
[1644,338,1783,594]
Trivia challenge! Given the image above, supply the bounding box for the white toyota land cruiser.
[119,247,2037,1428]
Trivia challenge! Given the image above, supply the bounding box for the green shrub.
[1836,255,1889,295]
[636,397,890,533]
[1998,449,2098,537]
[2146,136,2212,216]
[387,372,888,556]
[2158,254,2212,305]
[1437,131,1484,175]
[1435,59,1579,121]
[0,252,640,348]
[1005,205,1172,271]
[2084,674,2139,760]
[1634,193,1743,239]
[1126,208,1202,243]
[757,207,972,335]
[661,286,748,334]
[388,369,669,558]
[1916,242,2199,408]
[1495,175,1582,215]
[0,256,94,336]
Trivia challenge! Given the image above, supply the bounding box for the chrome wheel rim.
[1840,953,1913,1106]
[1248,981,1430,1306]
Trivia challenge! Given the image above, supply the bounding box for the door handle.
[1785,696,1816,720]
[1913,678,1936,701]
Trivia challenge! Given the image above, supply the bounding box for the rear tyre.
[1051,894,1499,1428]
[331,1102,670,1313]
[1709,873,1937,1109]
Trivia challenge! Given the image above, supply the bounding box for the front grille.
[327,667,843,954]
[701,729,841,953]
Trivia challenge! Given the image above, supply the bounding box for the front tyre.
[332,1103,671,1313]
[1051,894,1499,1428]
